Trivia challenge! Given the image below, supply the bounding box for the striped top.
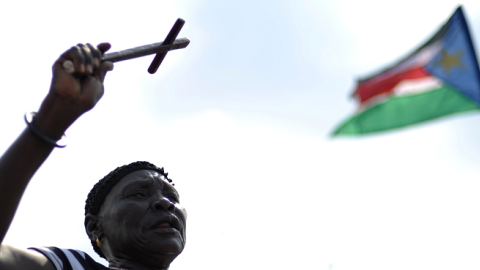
[30,247,107,270]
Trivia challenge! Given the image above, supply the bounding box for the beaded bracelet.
[24,112,67,148]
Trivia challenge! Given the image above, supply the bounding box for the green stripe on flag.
[333,85,479,136]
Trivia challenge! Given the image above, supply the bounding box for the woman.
[0,43,186,270]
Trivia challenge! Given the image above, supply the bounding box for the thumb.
[97,42,111,55]
[94,42,113,82]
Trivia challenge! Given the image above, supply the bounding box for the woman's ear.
[84,214,102,242]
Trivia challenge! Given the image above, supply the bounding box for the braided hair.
[84,161,173,258]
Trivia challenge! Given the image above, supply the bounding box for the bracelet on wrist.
[24,112,67,148]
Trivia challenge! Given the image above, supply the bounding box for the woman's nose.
[151,197,175,211]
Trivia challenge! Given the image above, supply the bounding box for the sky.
[3,1,480,270]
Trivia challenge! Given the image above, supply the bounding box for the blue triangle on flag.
[425,6,480,105]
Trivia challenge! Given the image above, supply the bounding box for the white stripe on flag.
[393,76,443,96]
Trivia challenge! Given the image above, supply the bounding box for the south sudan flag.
[333,6,480,136]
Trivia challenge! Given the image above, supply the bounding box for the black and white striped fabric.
[29,247,107,270]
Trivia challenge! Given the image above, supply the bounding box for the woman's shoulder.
[29,247,108,270]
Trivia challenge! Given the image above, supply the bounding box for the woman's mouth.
[157,222,171,228]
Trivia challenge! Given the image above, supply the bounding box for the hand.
[34,43,114,139]
[51,43,113,111]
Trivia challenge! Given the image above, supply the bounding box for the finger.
[87,43,101,69]
[71,46,85,74]
[60,43,111,74]
[78,44,94,75]
[56,46,85,74]
[94,61,114,83]
[62,60,75,74]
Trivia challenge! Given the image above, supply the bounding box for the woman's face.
[98,169,187,266]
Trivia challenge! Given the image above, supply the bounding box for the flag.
[333,6,480,136]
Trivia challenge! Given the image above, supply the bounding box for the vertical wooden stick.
[148,18,185,74]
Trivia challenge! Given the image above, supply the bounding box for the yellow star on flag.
[436,49,465,74]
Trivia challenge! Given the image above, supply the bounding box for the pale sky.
[3,1,480,270]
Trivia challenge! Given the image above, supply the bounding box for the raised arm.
[0,43,113,270]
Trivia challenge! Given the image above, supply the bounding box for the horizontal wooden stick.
[63,37,190,73]
[105,37,189,62]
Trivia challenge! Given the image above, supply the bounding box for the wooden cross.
[63,18,189,74]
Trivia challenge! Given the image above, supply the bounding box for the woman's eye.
[166,194,179,202]
[131,192,146,198]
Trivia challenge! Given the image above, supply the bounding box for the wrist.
[34,93,83,139]
[25,112,67,148]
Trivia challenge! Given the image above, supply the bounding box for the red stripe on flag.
[356,67,432,104]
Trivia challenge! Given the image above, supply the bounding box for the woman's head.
[84,161,187,269]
